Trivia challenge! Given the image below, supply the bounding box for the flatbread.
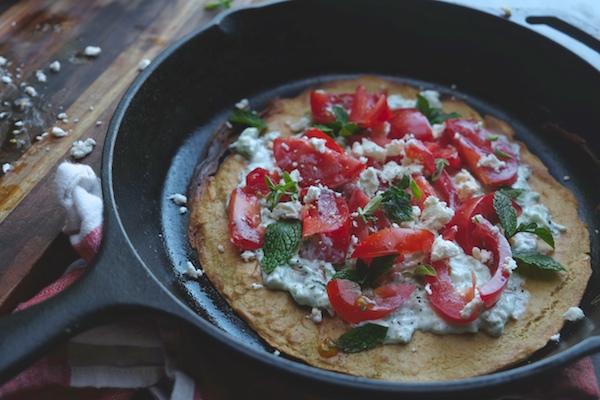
[188,76,591,381]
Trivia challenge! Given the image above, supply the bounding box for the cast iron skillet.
[1,0,600,398]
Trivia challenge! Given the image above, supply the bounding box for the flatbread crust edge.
[188,76,591,382]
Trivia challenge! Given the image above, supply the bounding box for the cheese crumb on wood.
[84,46,102,57]
[51,126,68,137]
[70,138,97,159]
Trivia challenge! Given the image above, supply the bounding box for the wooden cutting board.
[0,0,263,314]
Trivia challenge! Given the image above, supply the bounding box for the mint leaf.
[413,264,436,277]
[365,255,399,286]
[415,94,460,125]
[331,269,362,282]
[497,187,525,200]
[261,220,302,273]
[493,191,518,238]
[229,109,268,132]
[431,158,449,181]
[513,250,565,271]
[335,323,388,353]
[494,148,512,160]
[357,194,383,224]
[265,172,299,210]
[315,106,360,138]
[517,223,555,249]
[381,176,413,222]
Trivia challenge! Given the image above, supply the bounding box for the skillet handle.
[0,235,192,385]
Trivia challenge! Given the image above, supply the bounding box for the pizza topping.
[226,83,567,352]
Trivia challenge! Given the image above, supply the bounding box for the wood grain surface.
[0,0,261,314]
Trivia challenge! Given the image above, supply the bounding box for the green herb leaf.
[513,250,565,271]
[261,220,302,273]
[497,187,525,200]
[331,269,362,282]
[409,177,422,200]
[415,94,460,125]
[357,194,383,224]
[229,109,268,132]
[381,176,413,223]
[413,264,437,277]
[365,255,399,286]
[493,191,518,238]
[494,148,512,160]
[265,172,299,210]
[204,0,232,10]
[335,323,388,353]
[517,223,555,249]
[431,158,449,181]
[486,134,499,141]
[314,107,360,138]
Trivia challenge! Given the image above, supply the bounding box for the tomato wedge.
[388,108,433,141]
[310,90,354,124]
[228,187,264,250]
[351,228,435,260]
[425,260,480,324]
[327,279,415,324]
[349,85,391,128]
[301,188,351,264]
[347,188,391,241]
[446,119,518,190]
[243,167,279,196]
[273,132,366,189]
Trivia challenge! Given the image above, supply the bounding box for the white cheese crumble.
[303,186,322,203]
[563,307,585,322]
[550,333,561,342]
[184,261,204,279]
[51,126,68,137]
[1,75,12,84]
[251,283,263,290]
[288,116,310,132]
[460,291,483,320]
[307,307,323,323]
[235,98,249,110]
[35,70,47,82]
[138,58,151,71]
[2,163,14,174]
[57,112,68,120]
[310,137,327,153]
[430,235,461,262]
[241,250,257,262]
[477,153,506,172]
[453,168,482,201]
[419,196,454,231]
[0,56,7,66]
[84,46,102,57]
[70,138,97,159]
[231,127,260,158]
[24,86,38,97]
[169,193,187,206]
[49,60,61,72]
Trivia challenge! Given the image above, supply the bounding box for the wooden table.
[0,0,261,315]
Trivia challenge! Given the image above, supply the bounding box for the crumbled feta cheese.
[49,60,61,72]
[271,201,303,220]
[387,94,416,109]
[138,58,151,71]
[501,256,517,274]
[235,98,249,110]
[57,112,68,120]
[431,123,446,139]
[2,163,13,174]
[352,139,387,163]
[184,261,204,279]
[217,244,225,253]
[310,137,327,153]
[385,139,405,158]
[179,206,188,215]
[453,169,482,201]
[472,247,493,264]
[241,250,257,262]
[169,193,187,206]
[303,186,322,203]
[460,291,483,320]
[562,307,585,322]
[24,86,37,97]
[307,307,323,323]
[419,90,442,109]
[51,126,68,137]
[424,283,433,295]
[357,167,380,198]
[477,153,506,172]
[251,282,263,290]
[1,75,12,84]
[231,127,260,158]
[430,236,461,261]
[96,120,103,126]
[288,116,310,132]
[273,350,281,356]
[36,70,47,82]
[420,196,454,231]
[84,46,102,57]
[70,138,97,159]
[0,56,7,66]
[550,333,561,342]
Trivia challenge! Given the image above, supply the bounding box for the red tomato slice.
[388,108,433,141]
[351,228,435,260]
[273,135,366,189]
[348,188,392,241]
[301,188,351,264]
[243,167,279,196]
[327,279,415,324]
[309,90,354,124]
[302,128,344,153]
[471,217,512,309]
[446,119,518,191]
[228,187,264,251]
[410,175,438,209]
[349,85,391,128]
[425,260,479,324]
[424,141,462,169]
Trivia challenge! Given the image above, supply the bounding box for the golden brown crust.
[188,76,591,381]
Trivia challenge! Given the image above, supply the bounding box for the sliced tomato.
[388,108,433,141]
[471,217,512,308]
[349,85,391,128]
[302,127,344,153]
[351,227,435,260]
[300,188,351,264]
[327,279,415,324]
[410,174,438,209]
[228,187,264,251]
[243,167,279,196]
[446,119,518,191]
[348,188,391,241]
[424,141,463,169]
[273,134,365,189]
[310,90,354,124]
[424,260,479,324]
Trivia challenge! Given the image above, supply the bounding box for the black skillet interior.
[107,0,600,396]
